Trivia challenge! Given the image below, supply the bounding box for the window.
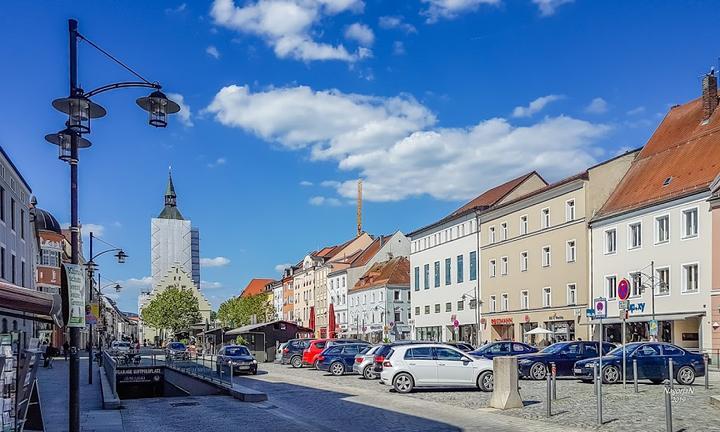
[0,247,4,279]
[500,257,508,275]
[434,261,440,287]
[405,347,433,360]
[445,302,451,312]
[520,215,528,235]
[0,187,4,222]
[469,251,477,281]
[520,251,528,272]
[629,222,642,249]
[489,259,497,277]
[656,215,669,244]
[682,208,699,238]
[424,264,429,289]
[424,305,430,314]
[662,345,683,356]
[435,347,465,361]
[20,209,24,239]
[415,306,420,316]
[488,226,496,243]
[441,258,450,285]
[456,255,464,283]
[470,299,477,309]
[605,229,617,254]
[543,287,551,307]
[457,300,464,311]
[542,246,551,267]
[683,263,699,293]
[521,291,529,310]
[20,261,25,287]
[630,272,642,297]
[606,275,617,299]
[414,267,420,291]
[566,200,575,221]
[501,293,508,311]
[10,199,15,231]
[656,267,670,295]
[500,222,508,240]
[541,208,550,228]
[434,304,441,313]
[567,283,577,305]
[489,296,496,312]
[10,254,15,284]
[394,290,401,301]
[566,240,576,262]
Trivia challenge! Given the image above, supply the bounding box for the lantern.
[136,90,180,128]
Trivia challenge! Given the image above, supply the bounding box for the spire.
[158,167,184,220]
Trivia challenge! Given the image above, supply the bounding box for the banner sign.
[64,264,86,328]
[116,367,163,384]
[86,302,99,325]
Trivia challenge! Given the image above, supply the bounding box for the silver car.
[353,345,380,379]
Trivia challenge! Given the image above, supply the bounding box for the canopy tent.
[524,327,554,335]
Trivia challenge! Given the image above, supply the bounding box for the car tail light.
[355,357,363,363]
[283,348,289,353]
[383,361,392,367]
[374,355,385,363]
[317,355,325,362]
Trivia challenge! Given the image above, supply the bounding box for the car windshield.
[540,343,568,354]
[225,347,250,356]
[115,342,130,347]
[607,343,643,356]
[169,343,186,350]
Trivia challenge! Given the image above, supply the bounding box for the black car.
[282,338,313,368]
[517,341,616,380]
[469,341,538,359]
[216,345,258,375]
[444,342,475,352]
[372,340,433,373]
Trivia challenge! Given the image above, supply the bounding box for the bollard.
[633,359,639,393]
[596,363,603,425]
[705,355,710,390]
[230,363,234,387]
[668,358,674,390]
[664,381,673,432]
[546,371,552,417]
[551,363,557,400]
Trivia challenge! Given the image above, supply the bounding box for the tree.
[217,294,275,328]
[141,286,202,335]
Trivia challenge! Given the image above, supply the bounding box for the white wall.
[150,218,192,289]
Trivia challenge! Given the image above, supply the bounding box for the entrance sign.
[594,298,607,319]
[617,278,630,301]
[64,264,86,328]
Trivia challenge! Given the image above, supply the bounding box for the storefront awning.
[0,281,63,326]
[586,312,704,325]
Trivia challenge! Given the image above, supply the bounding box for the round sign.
[617,278,630,301]
[596,301,604,312]
[453,319,459,328]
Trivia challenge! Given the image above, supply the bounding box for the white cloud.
[210,0,367,62]
[512,95,564,118]
[393,41,406,55]
[167,93,193,127]
[320,180,341,187]
[344,23,374,46]
[200,256,231,267]
[532,0,574,16]
[208,84,610,202]
[207,157,227,168]
[165,3,187,14]
[585,97,609,114]
[421,0,500,23]
[121,276,153,288]
[309,196,342,206]
[201,280,223,289]
[300,180,314,186]
[206,45,221,59]
[378,16,416,34]
[626,106,645,116]
[274,263,291,273]
[63,223,105,237]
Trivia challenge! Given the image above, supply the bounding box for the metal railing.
[101,351,117,396]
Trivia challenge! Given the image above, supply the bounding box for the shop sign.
[627,302,646,313]
[491,317,513,325]
[116,367,163,384]
[548,312,565,321]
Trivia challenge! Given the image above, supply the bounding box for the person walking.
[63,340,70,361]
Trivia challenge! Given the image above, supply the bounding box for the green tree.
[217,294,275,328]
[141,286,202,335]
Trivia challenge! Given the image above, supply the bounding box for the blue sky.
[0,0,713,312]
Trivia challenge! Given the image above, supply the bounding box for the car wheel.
[363,365,375,380]
[530,362,547,380]
[393,373,414,393]
[290,356,302,368]
[602,365,620,384]
[676,366,695,385]
[330,362,345,376]
[477,370,494,392]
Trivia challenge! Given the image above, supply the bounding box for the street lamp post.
[46,19,179,432]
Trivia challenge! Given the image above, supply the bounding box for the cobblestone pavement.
[247,362,720,432]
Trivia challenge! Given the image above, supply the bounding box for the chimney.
[703,68,718,122]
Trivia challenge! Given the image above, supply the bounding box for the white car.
[379,344,494,393]
[110,341,131,355]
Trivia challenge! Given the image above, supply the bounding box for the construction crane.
[357,179,363,237]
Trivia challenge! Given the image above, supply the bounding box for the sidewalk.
[37,356,123,432]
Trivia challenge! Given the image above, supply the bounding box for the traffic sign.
[618,300,629,311]
[594,297,607,319]
[586,308,595,318]
[617,278,630,301]
[453,319,460,328]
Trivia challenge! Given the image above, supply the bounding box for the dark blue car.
[517,341,615,380]
[469,341,538,359]
[316,343,371,376]
[573,342,705,385]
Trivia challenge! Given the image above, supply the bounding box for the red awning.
[328,303,336,338]
[309,306,316,331]
[0,281,63,326]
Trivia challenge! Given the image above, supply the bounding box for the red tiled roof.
[240,278,275,298]
[450,171,541,217]
[350,235,391,268]
[351,257,410,291]
[597,96,720,218]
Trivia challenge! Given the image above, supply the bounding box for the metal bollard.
[596,364,603,425]
[633,359,639,393]
[546,371,552,417]
[705,355,710,390]
[551,362,557,400]
[664,381,673,432]
[668,358,674,390]
[230,363,234,387]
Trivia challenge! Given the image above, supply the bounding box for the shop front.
[489,317,514,341]
[483,308,588,346]
[416,326,442,342]
[591,313,701,350]
[544,311,577,342]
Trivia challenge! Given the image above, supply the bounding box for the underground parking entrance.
[114,365,228,400]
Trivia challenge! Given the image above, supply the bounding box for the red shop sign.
[491,317,513,325]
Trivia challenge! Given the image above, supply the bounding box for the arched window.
[12,320,18,331]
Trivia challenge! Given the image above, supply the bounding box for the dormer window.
[662,177,672,187]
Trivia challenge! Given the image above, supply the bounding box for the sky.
[0,0,715,312]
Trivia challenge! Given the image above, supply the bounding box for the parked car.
[275,343,288,364]
[282,338,313,368]
[110,340,131,355]
[573,342,705,385]
[303,339,369,368]
[444,342,475,352]
[316,343,372,376]
[373,341,431,375]
[165,342,189,361]
[353,345,381,379]
[517,341,615,380]
[469,341,538,359]
[216,345,258,375]
[379,344,494,393]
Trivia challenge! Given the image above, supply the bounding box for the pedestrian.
[63,340,70,361]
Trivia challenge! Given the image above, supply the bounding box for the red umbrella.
[328,303,336,338]
[309,306,316,331]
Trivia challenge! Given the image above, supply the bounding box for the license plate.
[574,368,582,374]
[236,365,249,370]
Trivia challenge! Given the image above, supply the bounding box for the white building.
[269,280,283,321]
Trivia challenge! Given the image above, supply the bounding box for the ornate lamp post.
[45,19,179,432]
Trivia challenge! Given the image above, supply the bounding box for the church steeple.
[158,168,184,220]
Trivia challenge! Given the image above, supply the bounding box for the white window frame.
[628,221,642,250]
[488,226,496,244]
[489,259,496,278]
[681,206,699,239]
[500,222,508,241]
[604,227,617,255]
[656,266,670,296]
[566,283,577,305]
[520,290,529,310]
[655,214,670,244]
[606,274,618,300]
[520,214,528,235]
[541,207,550,228]
[629,271,643,298]
[542,287,551,307]
[501,293,509,311]
[520,251,528,272]
[500,256,508,275]
[681,262,699,294]
[566,239,576,263]
[542,246,551,267]
[565,199,576,222]
[489,295,497,312]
